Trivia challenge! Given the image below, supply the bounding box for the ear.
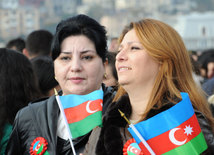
[23,48,30,59]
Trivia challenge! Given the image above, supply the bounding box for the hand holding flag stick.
[118,109,156,155]
[54,89,77,155]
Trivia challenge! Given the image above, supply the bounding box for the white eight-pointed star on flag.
[184,125,193,136]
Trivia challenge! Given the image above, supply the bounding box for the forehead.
[61,35,95,50]
[122,29,140,43]
[120,29,141,46]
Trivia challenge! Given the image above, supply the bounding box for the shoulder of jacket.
[17,96,55,118]
[30,95,56,108]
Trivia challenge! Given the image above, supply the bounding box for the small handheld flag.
[55,89,103,155]
[58,90,103,138]
[54,89,76,155]
[118,109,156,155]
[127,92,208,155]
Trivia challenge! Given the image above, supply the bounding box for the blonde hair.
[114,18,214,131]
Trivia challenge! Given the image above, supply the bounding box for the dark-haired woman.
[0,48,41,154]
[6,14,115,155]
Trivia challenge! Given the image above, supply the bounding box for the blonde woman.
[84,18,214,154]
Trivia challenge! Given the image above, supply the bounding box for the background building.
[0,0,214,51]
[174,12,214,51]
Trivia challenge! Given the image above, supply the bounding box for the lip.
[117,66,131,72]
[69,77,85,84]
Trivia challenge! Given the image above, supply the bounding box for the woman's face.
[116,29,159,89]
[54,35,105,95]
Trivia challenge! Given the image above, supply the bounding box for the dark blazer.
[6,85,115,155]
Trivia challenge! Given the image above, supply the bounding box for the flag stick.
[55,89,76,155]
[118,109,156,155]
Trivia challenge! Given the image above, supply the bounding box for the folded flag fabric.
[59,90,103,139]
[128,92,208,155]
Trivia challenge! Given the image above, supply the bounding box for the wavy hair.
[114,18,214,131]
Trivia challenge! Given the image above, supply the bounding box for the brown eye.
[82,55,93,60]
[131,46,140,50]
[60,56,71,61]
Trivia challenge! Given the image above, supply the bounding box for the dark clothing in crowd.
[202,77,214,97]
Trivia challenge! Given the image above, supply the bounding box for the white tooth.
[119,67,130,71]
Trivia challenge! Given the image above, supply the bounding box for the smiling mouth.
[118,67,131,71]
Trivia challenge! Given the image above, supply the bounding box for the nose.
[70,57,82,72]
[116,48,127,62]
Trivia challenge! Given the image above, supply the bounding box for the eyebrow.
[61,50,96,54]
[119,41,142,48]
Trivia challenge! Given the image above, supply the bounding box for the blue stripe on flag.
[59,90,103,109]
[128,92,194,142]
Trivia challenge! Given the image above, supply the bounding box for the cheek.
[54,63,60,77]
[134,56,157,74]
[115,62,119,73]
[54,62,68,80]
[89,64,105,81]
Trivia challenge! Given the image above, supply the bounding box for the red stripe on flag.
[139,114,201,155]
[138,143,151,155]
[64,99,103,124]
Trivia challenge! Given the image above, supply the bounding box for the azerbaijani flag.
[128,92,208,155]
[59,90,103,139]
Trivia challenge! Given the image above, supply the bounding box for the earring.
[54,76,57,80]
[104,73,107,79]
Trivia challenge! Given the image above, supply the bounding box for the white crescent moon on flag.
[130,147,134,153]
[169,128,187,145]
[86,100,98,113]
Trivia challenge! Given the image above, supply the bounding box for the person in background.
[0,48,41,154]
[6,14,115,155]
[190,56,204,87]
[84,18,214,154]
[197,49,214,81]
[6,37,25,53]
[103,52,118,90]
[199,49,214,100]
[31,56,60,98]
[108,37,119,53]
[207,95,214,116]
[23,30,53,59]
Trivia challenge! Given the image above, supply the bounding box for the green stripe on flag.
[163,132,208,155]
[127,151,138,155]
[68,111,102,138]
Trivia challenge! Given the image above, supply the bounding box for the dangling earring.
[54,76,57,81]
[104,73,107,79]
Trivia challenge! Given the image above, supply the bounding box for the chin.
[64,88,86,95]
[118,80,129,86]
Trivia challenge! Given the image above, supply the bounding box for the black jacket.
[94,94,214,155]
[6,85,115,155]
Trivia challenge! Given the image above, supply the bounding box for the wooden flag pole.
[54,89,76,155]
